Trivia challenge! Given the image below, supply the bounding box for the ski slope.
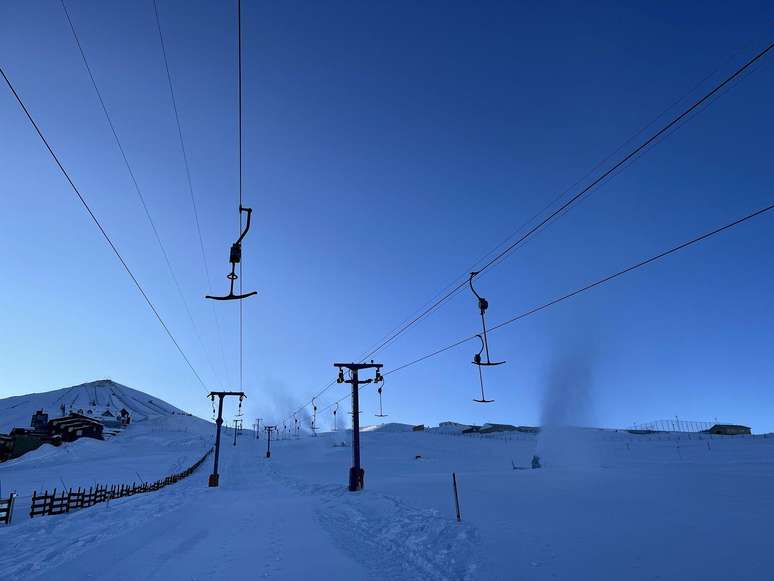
[1,415,773,580]
[0,380,211,527]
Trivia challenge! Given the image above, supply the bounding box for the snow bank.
[360,422,415,433]
[1,395,772,581]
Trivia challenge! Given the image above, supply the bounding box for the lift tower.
[207,391,246,487]
[264,425,276,458]
[334,361,383,491]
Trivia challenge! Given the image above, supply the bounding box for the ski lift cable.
[0,65,209,392]
[204,1,258,398]
[386,200,774,377]
[60,0,223,388]
[354,39,774,365]
[280,38,774,424]
[152,0,233,386]
[351,43,738,366]
[238,0,244,392]
[313,200,774,414]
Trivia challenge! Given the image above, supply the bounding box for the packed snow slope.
[0,379,186,433]
[0,380,212,525]
[1,421,772,580]
[0,414,211,515]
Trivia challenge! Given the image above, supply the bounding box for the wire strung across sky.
[152,0,232,388]
[352,45,745,366]
[60,0,224,389]
[282,39,774,423]
[237,0,245,393]
[314,200,774,416]
[0,65,209,392]
[355,39,774,364]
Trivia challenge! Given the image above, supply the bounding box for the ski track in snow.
[319,489,478,581]
[4,384,774,581]
[261,461,479,581]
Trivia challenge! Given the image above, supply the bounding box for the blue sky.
[1,1,773,431]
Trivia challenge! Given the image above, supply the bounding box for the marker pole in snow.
[452,472,462,522]
[207,391,246,487]
[334,361,383,492]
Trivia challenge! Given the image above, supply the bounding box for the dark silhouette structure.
[207,391,246,487]
[205,206,257,301]
[264,425,276,458]
[704,424,752,436]
[375,380,388,418]
[468,272,505,403]
[334,361,383,491]
[1,410,106,462]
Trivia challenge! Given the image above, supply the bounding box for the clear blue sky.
[1,1,773,431]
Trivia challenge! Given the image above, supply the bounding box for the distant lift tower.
[334,361,383,491]
[207,391,246,487]
[264,425,276,458]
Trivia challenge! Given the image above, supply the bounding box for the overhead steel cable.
[317,200,774,412]
[0,65,208,391]
[237,0,244,392]
[388,200,774,375]
[285,379,337,421]
[284,39,774,423]
[356,40,774,363]
[152,0,232,387]
[60,0,222,387]
[356,44,751,363]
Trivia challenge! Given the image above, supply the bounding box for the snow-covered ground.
[1,395,773,580]
[0,381,212,529]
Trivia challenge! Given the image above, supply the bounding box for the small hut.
[49,413,104,442]
[704,424,751,436]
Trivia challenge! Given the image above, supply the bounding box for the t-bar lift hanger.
[469,272,504,403]
[375,374,387,418]
[206,206,258,301]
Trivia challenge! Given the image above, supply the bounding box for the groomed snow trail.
[260,454,478,581]
[0,432,368,580]
[3,423,774,580]
[0,429,477,581]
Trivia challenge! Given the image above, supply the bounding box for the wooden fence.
[0,493,15,525]
[26,447,212,521]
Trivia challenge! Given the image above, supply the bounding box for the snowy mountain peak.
[0,380,186,433]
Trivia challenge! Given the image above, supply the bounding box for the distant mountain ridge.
[0,379,186,433]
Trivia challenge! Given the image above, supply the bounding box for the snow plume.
[327,400,348,431]
[244,378,305,432]
[329,410,349,445]
[297,407,314,435]
[536,337,599,469]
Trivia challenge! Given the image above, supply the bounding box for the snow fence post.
[452,472,461,523]
[7,492,16,525]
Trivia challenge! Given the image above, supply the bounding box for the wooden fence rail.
[0,493,16,525]
[24,448,212,521]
